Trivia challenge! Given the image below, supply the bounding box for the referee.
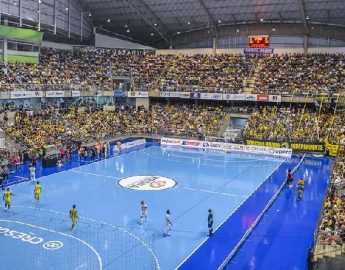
[208,209,213,236]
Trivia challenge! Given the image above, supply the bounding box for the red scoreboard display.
[248,36,270,48]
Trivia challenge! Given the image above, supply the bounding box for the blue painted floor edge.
[178,157,299,270]
[226,156,333,270]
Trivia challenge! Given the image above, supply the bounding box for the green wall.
[0,25,43,42]
[7,55,39,64]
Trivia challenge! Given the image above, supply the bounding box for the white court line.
[0,218,103,270]
[178,186,247,198]
[70,170,121,180]
[173,161,284,270]
[9,205,160,270]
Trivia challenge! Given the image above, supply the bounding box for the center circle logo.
[118,176,177,191]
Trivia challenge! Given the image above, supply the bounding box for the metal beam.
[121,0,170,44]
[197,0,218,33]
[134,0,170,33]
[298,0,309,35]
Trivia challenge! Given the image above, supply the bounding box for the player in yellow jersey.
[34,181,41,204]
[297,178,305,201]
[69,205,79,230]
[3,188,13,211]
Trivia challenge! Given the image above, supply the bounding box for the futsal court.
[0,142,290,270]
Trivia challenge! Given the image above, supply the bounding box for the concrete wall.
[42,41,74,51]
[156,47,345,55]
[95,33,153,50]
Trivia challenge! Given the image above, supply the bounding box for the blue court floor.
[1,144,284,270]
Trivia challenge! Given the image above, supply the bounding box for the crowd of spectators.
[243,106,345,144]
[3,103,225,151]
[254,54,345,95]
[2,48,343,95]
[316,148,345,248]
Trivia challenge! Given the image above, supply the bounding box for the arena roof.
[83,0,345,47]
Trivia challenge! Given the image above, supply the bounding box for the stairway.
[313,243,345,270]
[243,61,261,94]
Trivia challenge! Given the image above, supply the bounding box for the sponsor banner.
[161,137,182,146]
[159,91,170,97]
[161,138,292,158]
[71,90,81,97]
[114,90,125,97]
[45,91,65,98]
[233,94,246,101]
[222,93,233,101]
[127,91,149,98]
[10,91,43,99]
[269,95,281,102]
[245,139,325,153]
[170,92,180,98]
[190,92,201,99]
[202,141,223,151]
[118,176,177,191]
[119,139,146,150]
[212,93,223,100]
[244,48,274,54]
[201,93,213,99]
[245,94,257,102]
[257,94,269,102]
[179,92,190,99]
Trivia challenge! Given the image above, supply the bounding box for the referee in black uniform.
[208,209,213,236]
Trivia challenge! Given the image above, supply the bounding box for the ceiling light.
[177,31,181,34]
[65,7,68,11]
[150,33,154,36]
[306,16,309,20]
[107,18,111,23]
[272,28,276,31]
[236,29,240,33]
[260,18,264,22]
[154,23,157,26]
[38,0,41,4]
[125,24,128,28]
[218,19,222,23]
[88,13,92,17]
[126,29,130,33]
[187,21,191,25]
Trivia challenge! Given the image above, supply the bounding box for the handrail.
[218,154,306,270]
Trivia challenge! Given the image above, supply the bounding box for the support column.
[3,38,8,63]
[303,35,308,54]
[212,37,217,55]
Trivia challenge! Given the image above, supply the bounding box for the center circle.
[118,176,177,191]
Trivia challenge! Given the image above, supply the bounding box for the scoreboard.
[248,36,270,48]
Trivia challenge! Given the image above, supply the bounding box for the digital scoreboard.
[248,35,270,48]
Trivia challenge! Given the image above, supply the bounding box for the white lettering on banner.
[118,176,177,191]
[0,225,63,250]
[245,94,257,101]
[45,91,65,98]
[71,90,81,97]
[160,138,292,158]
[179,92,190,99]
[10,91,43,99]
[127,91,149,98]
